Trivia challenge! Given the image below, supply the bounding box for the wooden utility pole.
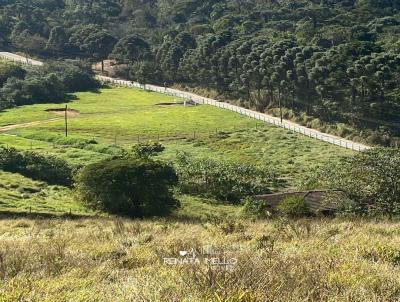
[65,105,68,137]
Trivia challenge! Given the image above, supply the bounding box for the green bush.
[0,147,73,186]
[242,197,271,218]
[307,148,400,216]
[175,152,279,203]
[131,142,165,159]
[84,144,126,156]
[336,123,353,138]
[0,61,26,86]
[277,196,310,217]
[75,158,179,217]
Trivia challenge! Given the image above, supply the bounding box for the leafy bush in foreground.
[76,158,179,217]
[307,148,400,216]
[0,147,73,186]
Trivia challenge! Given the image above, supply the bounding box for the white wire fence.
[97,75,371,152]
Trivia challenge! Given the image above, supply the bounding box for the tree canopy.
[0,60,99,110]
[76,157,179,217]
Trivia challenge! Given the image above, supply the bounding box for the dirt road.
[0,119,61,132]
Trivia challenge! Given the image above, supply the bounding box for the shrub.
[0,147,24,171]
[175,152,280,203]
[307,148,400,216]
[0,61,26,86]
[131,142,165,159]
[75,158,179,217]
[0,147,73,186]
[277,196,310,217]
[336,123,353,137]
[84,144,126,156]
[242,197,271,218]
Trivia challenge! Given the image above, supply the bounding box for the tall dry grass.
[0,217,399,301]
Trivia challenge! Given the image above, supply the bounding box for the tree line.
[0,60,99,110]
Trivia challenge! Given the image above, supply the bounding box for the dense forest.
[0,0,399,145]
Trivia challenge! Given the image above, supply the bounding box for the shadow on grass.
[63,94,79,102]
[27,93,79,105]
[0,210,99,220]
[0,87,106,114]
[0,209,227,224]
[89,89,102,94]
[99,83,114,90]
[0,96,77,115]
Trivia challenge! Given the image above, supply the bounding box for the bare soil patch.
[155,100,197,107]
[45,108,80,117]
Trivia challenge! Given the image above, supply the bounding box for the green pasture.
[0,87,353,215]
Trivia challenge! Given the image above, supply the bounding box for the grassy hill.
[0,87,352,216]
[0,1,398,299]
[0,85,399,302]
[0,87,352,171]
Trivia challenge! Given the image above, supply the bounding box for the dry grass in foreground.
[0,217,400,302]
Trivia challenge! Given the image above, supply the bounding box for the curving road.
[0,52,43,66]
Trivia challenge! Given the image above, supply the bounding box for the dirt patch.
[0,119,61,132]
[45,108,80,117]
[155,101,198,107]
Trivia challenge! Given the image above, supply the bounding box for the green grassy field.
[0,169,240,219]
[0,87,353,216]
[0,171,89,215]
[1,87,397,302]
